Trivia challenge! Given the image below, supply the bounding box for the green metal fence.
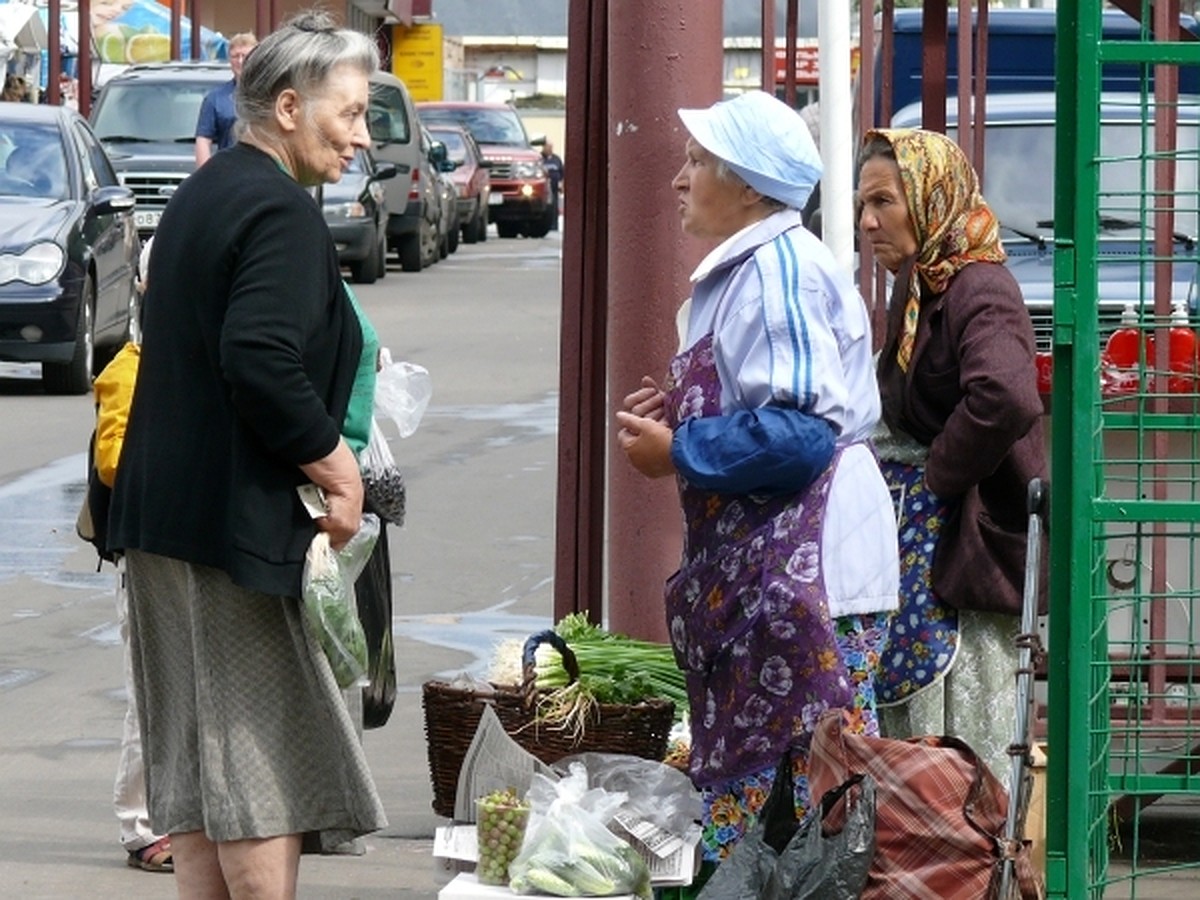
[1050,2,1200,897]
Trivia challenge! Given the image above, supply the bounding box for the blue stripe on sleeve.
[772,235,814,410]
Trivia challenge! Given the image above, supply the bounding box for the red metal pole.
[784,0,798,107]
[605,1,721,641]
[922,0,948,134]
[191,0,203,60]
[257,0,270,39]
[956,1,973,164]
[974,1,988,182]
[170,0,182,61]
[47,0,61,106]
[78,0,92,117]
[761,0,775,93]
[555,0,609,627]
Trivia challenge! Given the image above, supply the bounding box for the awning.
[0,2,47,53]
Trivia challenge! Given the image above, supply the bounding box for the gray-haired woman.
[109,11,387,895]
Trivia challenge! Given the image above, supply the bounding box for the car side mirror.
[372,162,399,182]
[440,159,458,173]
[92,185,137,216]
[428,140,447,165]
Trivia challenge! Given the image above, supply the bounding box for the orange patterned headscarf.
[865,128,1006,371]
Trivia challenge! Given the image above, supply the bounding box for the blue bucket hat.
[678,90,822,210]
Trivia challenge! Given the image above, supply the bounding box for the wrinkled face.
[856,155,920,274]
[672,138,749,240]
[289,64,371,187]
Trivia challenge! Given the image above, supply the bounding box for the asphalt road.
[0,229,565,898]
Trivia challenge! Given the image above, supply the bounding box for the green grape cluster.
[475,788,530,886]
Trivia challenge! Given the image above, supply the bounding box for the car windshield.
[956,119,1200,237]
[421,107,529,147]
[429,129,469,163]
[0,124,69,200]
[92,81,217,143]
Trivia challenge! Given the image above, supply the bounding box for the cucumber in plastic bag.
[301,515,379,689]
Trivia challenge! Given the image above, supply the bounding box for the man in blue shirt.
[194,32,257,167]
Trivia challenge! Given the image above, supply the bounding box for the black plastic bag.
[355,519,396,728]
[697,755,875,900]
[766,775,875,899]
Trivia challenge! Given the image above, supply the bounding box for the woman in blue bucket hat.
[616,89,899,879]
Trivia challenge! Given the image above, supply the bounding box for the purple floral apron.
[662,334,852,788]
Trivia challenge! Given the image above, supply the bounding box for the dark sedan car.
[0,102,139,394]
[322,148,397,285]
[427,124,492,244]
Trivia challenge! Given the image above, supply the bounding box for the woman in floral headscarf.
[857,128,1048,778]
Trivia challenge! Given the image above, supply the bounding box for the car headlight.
[513,161,545,179]
[324,202,367,219]
[0,242,66,286]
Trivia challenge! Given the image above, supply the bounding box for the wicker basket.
[422,630,676,818]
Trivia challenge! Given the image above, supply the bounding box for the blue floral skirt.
[875,461,960,706]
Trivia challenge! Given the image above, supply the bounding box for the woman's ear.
[275,88,301,134]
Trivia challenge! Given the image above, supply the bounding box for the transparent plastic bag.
[554,752,702,836]
[301,514,380,689]
[374,347,431,438]
[361,419,406,526]
[508,763,652,898]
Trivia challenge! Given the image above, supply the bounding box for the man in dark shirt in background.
[194,32,257,167]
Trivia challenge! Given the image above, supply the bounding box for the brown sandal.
[127,836,173,872]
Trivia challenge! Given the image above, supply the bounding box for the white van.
[368,70,447,272]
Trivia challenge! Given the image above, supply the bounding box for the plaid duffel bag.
[808,710,1042,900]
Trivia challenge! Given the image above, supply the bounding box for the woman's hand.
[622,376,666,421]
[616,410,676,479]
[300,439,364,549]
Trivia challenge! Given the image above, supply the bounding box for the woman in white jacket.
[616,90,898,872]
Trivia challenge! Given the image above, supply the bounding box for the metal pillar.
[604,0,722,641]
[192,0,204,60]
[78,0,92,117]
[47,0,61,106]
[171,0,182,62]
[555,0,610,627]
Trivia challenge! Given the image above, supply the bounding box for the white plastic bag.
[374,347,431,438]
[301,515,380,688]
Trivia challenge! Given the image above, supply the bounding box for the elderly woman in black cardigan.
[109,12,386,895]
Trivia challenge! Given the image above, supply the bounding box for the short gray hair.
[236,10,379,129]
[713,156,787,212]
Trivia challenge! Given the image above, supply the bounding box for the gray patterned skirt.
[124,550,387,849]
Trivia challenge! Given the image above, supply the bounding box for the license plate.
[488,193,504,206]
[134,210,161,229]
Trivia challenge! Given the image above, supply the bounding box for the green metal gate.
[1050,1,1200,897]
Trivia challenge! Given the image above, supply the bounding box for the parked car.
[0,103,139,394]
[427,124,492,244]
[89,61,230,242]
[368,70,441,272]
[889,93,1200,352]
[322,148,397,285]
[417,101,552,238]
[422,126,458,258]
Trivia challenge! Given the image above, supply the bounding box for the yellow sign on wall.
[391,23,443,102]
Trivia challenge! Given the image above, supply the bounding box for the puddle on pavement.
[0,453,106,592]
[393,602,553,687]
[2,398,558,672]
